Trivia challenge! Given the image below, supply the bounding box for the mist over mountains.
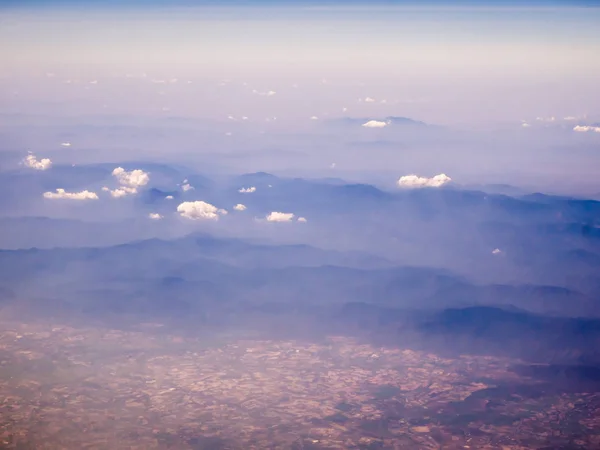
[1,164,599,365]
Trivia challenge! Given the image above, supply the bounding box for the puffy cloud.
[521,122,531,128]
[165,195,174,200]
[43,188,98,200]
[397,173,452,188]
[297,217,308,223]
[233,203,247,211]
[61,142,71,147]
[573,125,600,133]
[148,213,163,220]
[112,167,150,188]
[182,183,194,192]
[492,248,502,255]
[109,187,137,198]
[266,212,295,222]
[310,116,319,120]
[364,97,376,103]
[239,186,256,193]
[362,120,388,128]
[107,167,150,197]
[177,201,226,220]
[23,153,52,170]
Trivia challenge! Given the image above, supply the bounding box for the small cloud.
[239,186,256,193]
[364,97,376,103]
[380,99,387,104]
[492,248,502,255]
[225,132,232,136]
[233,203,247,211]
[23,153,52,170]
[521,123,531,128]
[148,212,163,220]
[398,174,452,188]
[109,187,138,198]
[61,142,71,147]
[310,116,319,120]
[165,195,174,200]
[342,107,348,112]
[177,201,226,220]
[112,167,150,188]
[43,189,98,200]
[573,125,600,133]
[536,116,555,122]
[266,212,295,222]
[297,217,307,223]
[242,116,249,120]
[101,186,110,192]
[362,120,388,128]
[563,116,578,121]
[182,183,194,192]
[252,89,276,96]
[330,162,336,169]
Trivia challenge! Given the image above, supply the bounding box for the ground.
[1,318,599,449]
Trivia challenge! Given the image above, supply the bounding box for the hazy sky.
[1,0,599,125]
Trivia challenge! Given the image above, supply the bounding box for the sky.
[1,0,599,186]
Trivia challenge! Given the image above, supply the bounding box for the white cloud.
[61,142,71,147]
[148,213,163,220]
[573,125,600,133]
[107,167,150,197]
[563,116,578,121]
[239,186,256,193]
[165,195,174,200]
[43,189,98,200]
[362,120,388,128]
[177,201,226,220]
[364,97,376,103]
[492,248,502,255]
[109,186,137,198]
[310,116,319,120]
[182,183,194,192]
[297,217,307,223]
[521,123,531,128]
[266,212,295,222]
[397,174,452,188]
[23,153,52,170]
[536,116,555,122]
[233,204,247,211]
[252,89,276,96]
[112,167,150,188]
